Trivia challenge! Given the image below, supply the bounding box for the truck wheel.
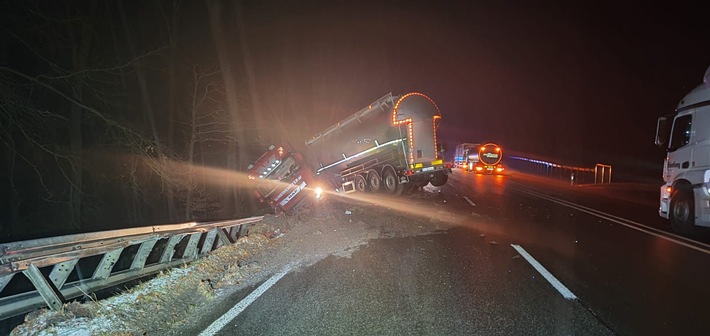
[367,170,382,192]
[354,175,367,193]
[670,187,696,236]
[382,167,403,195]
[430,172,448,187]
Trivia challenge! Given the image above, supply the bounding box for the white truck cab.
[656,65,710,236]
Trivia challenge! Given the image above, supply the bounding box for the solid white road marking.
[199,265,293,336]
[463,196,476,206]
[512,186,710,256]
[511,244,577,300]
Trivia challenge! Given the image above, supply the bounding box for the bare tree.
[184,66,224,218]
[0,1,158,237]
[207,0,257,217]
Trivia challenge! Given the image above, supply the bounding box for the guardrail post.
[216,228,233,247]
[130,239,159,271]
[23,264,64,311]
[93,248,124,281]
[159,235,184,263]
[238,224,249,238]
[0,274,14,293]
[49,259,79,289]
[182,234,201,260]
[200,230,219,255]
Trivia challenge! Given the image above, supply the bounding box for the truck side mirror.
[438,143,447,152]
[655,116,670,149]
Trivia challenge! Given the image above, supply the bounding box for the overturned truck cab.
[306,92,451,195]
[246,145,322,214]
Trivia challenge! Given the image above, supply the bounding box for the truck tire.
[354,174,367,193]
[367,170,382,192]
[670,186,696,236]
[430,172,448,187]
[382,166,403,195]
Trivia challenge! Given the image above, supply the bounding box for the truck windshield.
[257,157,300,197]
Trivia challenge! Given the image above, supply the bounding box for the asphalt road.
[194,168,710,335]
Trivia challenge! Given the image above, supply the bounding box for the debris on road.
[423,183,441,193]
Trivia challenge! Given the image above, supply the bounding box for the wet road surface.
[195,168,710,335]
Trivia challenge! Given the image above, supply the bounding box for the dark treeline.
[0,1,288,242]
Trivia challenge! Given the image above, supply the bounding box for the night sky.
[4,1,708,178]
[240,1,710,181]
[1,0,709,237]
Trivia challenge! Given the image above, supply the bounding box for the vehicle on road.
[306,92,451,195]
[655,65,710,235]
[469,143,505,174]
[454,143,479,169]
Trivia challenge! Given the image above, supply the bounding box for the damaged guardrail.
[0,216,263,321]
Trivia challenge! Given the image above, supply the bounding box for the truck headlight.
[315,187,323,200]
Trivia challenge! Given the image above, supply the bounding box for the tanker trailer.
[305,92,451,195]
[471,142,505,174]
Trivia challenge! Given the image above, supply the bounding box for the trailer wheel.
[354,175,367,193]
[430,172,448,187]
[382,167,403,195]
[367,170,382,192]
[670,186,696,236]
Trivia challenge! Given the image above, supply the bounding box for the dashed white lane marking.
[199,265,292,336]
[463,196,476,206]
[511,244,577,300]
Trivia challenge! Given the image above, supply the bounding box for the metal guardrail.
[508,156,612,185]
[0,216,263,321]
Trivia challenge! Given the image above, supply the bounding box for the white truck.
[656,65,710,236]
